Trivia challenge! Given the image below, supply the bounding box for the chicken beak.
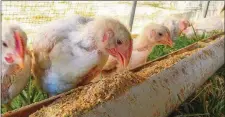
[167,39,173,47]
[14,31,25,68]
[106,40,133,68]
[164,36,173,47]
[116,39,133,67]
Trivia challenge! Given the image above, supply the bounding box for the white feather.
[33,15,108,95]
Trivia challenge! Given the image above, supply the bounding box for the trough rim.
[2,32,225,117]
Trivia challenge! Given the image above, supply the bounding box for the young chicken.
[31,15,132,96]
[183,6,224,38]
[103,23,173,72]
[183,16,224,38]
[161,16,190,40]
[1,23,31,110]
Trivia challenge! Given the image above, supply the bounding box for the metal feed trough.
[2,32,224,117]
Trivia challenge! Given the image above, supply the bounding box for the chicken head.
[92,17,133,68]
[143,23,173,48]
[2,24,27,68]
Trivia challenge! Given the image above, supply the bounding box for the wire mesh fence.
[2,1,132,45]
[2,1,224,45]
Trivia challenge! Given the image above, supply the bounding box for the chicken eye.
[116,40,122,45]
[2,42,8,48]
[158,33,163,36]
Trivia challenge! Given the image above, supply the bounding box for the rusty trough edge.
[80,36,224,117]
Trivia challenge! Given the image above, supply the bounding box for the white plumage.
[183,16,224,38]
[32,15,132,96]
[161,15,190,40]
[103,23,173,71]
[1,23,31,105]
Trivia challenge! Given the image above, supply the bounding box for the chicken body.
[161,16,190,40]
[103,23,173,71]
[1,23,31,106]
[1,55,31,104]
[183,16,224,38]
[32,15,132,96]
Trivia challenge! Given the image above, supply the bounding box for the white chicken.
[103,23,173,72]
[183,7,224,38]
[183,16,224,38]
[31,15,133,96]
[1,23,31,110]
[161,15,190,40]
